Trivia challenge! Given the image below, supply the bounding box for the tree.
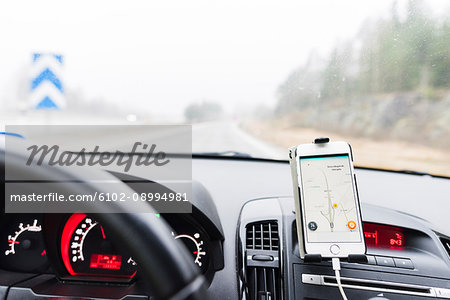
[184,101,223,122]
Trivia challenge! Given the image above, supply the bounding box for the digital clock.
[363,223,405,249]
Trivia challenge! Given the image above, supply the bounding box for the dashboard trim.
[301,273,450,298]
[237,197,285,300]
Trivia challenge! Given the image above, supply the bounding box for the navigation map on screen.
[299,154,361,243]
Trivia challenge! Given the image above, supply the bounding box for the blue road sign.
[30,53,65,110]
[36,96,59,109]
[31,68,63,93]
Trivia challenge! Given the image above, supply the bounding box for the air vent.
[246,266,281,300]
[440,238,450,257]
[246,221,279,250]
[244,221,282,300]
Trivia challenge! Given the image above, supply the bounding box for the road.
[192,121,287,159]
[4,119,287,159]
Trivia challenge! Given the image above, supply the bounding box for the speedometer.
[60,213,209,279]
[60,213,137,278]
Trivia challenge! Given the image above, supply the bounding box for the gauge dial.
[1,216,48,272]
[5,219,42,256]
[163,214,210,274]
[61,213,137,278]
[60,213,209,278]
[173,232,206,267]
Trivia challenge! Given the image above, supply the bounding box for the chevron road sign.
[29,53,65,110]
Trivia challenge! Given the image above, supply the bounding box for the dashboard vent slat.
[244,220,281,299]
[440,238,450,257]
[246,221,279,251]
[247,266,280,300]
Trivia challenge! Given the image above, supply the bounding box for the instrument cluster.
[0,212,212,281]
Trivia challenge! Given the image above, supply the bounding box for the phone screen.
[299,154,362,243]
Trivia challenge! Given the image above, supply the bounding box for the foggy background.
[0,0,449,176]
[0,0,447,118]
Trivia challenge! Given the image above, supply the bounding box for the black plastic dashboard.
[1,156,450,299]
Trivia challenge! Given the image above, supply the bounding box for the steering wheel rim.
[1,149,208,300]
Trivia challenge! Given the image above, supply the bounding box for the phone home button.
[330,244,340,255]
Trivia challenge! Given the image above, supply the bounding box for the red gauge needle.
[100,225,106,239]
[8,240,19,244]
[193,251,198,254]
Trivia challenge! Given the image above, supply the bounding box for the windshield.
[1,0,449,177]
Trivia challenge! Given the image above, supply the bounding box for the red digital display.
[363,223,405,250]
[90,254,122,270]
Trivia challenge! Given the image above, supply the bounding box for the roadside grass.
[243,120,450,178]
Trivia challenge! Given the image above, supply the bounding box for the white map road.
[300,155,360,242]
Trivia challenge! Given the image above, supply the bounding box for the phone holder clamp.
[313,137,330,144]
[303,253,368,264]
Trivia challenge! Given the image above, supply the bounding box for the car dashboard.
[238,197,450,299]
[1,156,450,299]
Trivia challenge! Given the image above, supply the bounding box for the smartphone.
[289,141,365,258]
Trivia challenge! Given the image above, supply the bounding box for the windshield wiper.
[193,151,252,158]
[397,169,431,176]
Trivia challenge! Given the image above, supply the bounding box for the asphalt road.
[192,121,287,159]
[5,119,287,159]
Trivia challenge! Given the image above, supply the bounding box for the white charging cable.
[332,257,348,300]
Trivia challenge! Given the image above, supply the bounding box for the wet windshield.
[0,0,449,176]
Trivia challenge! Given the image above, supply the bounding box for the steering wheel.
[1,149,208,300]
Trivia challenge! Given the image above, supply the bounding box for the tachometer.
[61,213,137,278]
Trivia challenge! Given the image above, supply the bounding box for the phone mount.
[300,137,368,265]
[303,253,368,264]
[313,137,330,144]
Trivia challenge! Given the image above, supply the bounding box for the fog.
[2,0,447,119]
